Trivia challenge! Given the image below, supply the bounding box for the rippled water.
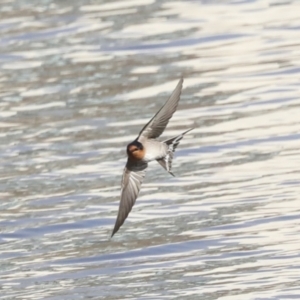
[1,0,300,299]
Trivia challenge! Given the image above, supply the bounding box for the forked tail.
[156,128,194,176]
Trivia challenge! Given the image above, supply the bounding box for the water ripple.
[1,0,300,299]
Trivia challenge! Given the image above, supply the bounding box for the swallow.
[111,78,193,237]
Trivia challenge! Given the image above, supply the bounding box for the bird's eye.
[132,148,138,152]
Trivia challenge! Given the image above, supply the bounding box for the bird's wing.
[137,78,183,140]
[111,161,148,237]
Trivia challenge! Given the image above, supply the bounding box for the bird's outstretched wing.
[138,78,183,140]
[111,161,148,237]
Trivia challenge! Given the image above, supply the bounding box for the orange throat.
[128,147,145,161]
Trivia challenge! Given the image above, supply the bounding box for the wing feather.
[111,161,147,237]
[138,78,183,140]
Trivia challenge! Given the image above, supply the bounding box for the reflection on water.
[1,0,300,299]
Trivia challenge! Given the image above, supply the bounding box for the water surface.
[1,0,300,299]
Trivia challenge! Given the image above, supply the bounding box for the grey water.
[1,0,300,299]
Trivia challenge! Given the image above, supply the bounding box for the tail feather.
[156,128,193,176]
[157,158,175,177]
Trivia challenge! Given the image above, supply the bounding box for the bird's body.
[112,78,193,237]
[138,138,168,162]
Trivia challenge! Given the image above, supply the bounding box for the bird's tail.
[156,128,194,176]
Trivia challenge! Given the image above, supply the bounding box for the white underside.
[142,139,168,162]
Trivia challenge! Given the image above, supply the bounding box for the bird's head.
[127,140,144,160]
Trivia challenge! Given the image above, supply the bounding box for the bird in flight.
[112,78,193,237]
